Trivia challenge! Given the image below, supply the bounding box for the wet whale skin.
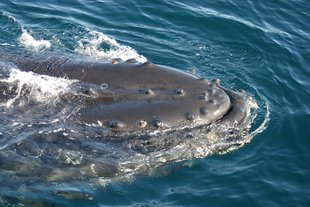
[0,54,248,133]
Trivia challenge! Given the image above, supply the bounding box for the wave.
[16,29,147,63]
[75,30,147,62]
[0,13,147,63]
[18,29,51,51]
[0,68,76,107]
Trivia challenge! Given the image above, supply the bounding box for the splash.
[1,68,76,107]
[75,31,147,63]
[18,29,51,50]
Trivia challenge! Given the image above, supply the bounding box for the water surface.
[0,0,309,206]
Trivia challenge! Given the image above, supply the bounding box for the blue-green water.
[0,0,309,206]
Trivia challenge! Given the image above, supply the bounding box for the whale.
[0,51,254,189]
[0,53,248,136]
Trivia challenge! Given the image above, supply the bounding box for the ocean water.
[0,0,309,206]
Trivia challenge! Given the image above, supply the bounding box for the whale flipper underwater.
[0,53,249,135]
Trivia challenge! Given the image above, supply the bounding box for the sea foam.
[18,29,51,50]
[75,30,147,63]
[2,68,76,107]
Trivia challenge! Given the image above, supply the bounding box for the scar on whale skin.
[0,53,248,133]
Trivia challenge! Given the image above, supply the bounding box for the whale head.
[77,62,238,133]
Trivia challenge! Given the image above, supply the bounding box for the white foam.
[75,31,147,63]
[3,68,76,107]
[0,43,12,46]
[18,29,51,50]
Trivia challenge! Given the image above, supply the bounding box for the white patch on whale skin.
[75,30,147,63]
[18,29,51,50]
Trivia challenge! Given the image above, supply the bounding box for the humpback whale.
[0,53,248,135]
[0,51,257,190]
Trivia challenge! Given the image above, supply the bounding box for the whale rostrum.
[0,54,248,133]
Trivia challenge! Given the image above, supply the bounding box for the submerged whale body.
[0,53,248,135]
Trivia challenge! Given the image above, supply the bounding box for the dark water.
[0,0,309,206]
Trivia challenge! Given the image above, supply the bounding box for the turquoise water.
[0,0,309,206]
